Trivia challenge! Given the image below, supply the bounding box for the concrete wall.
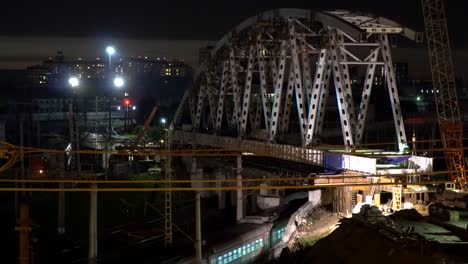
[281,190,322,250]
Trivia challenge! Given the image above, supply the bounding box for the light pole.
[106,46,115,144]
[68,76,80,175]
[107,76,125,140]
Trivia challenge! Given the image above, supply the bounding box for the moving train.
[178,214,290,264]
[206,219,288,264]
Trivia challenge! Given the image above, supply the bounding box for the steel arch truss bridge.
[177,9,421,152]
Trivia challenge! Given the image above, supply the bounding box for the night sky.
[1,0,467,77]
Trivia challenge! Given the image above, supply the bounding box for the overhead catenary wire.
[0,180,453,192]
[0,168,458,184]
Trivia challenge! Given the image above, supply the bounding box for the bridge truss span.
[176,9,422,153]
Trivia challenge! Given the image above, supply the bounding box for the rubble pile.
[352,204,415,241]
[390,208,424,221]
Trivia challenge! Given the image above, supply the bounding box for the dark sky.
[1,1,466,41]
[1,0,467,74]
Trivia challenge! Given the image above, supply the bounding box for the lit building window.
[165,68,171,76]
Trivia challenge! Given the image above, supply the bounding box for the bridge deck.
[172,131,433,177]
[172,130,323,166]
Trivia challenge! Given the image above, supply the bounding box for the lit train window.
[217,238,264,263]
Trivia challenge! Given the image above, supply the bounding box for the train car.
[200,223,272,264]
[268,217,288,258]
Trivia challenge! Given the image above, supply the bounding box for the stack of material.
[357,205,388,224]
[353,205,412,240]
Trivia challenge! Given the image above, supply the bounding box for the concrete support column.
[216,170,225,210]
[58,181,65,235]
[88,183,98,264]
[195,192,202,264]
[236,155,243,222]
[58,156,66,235]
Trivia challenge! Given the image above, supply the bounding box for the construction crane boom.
[422,0,466,183]
[130,105,159,149]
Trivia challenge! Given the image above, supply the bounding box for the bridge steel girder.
[240,46,255,137]
[215,61,229,131]
[289,18,308,146]
[329,29,355,150]
[313,55,332,145]
[337,32,357,137]
[305,49,328,146]
[178,9,418,153]
[380,34,408,151]
[194,83,206,130]
[205,73,217,128]
[281,66,295,134]
[229,48,241,133]
[355,48,379,145]
[256,34,271,134]
[269,41,287,142]
[300,37,314,106]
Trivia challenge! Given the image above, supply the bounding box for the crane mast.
[422,0,466,183]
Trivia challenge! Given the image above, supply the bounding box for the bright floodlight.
[68,77,79,87]
[106,46,115,55]
[161,118,166,124]
[132,105,136,110]
[113,77,124,88]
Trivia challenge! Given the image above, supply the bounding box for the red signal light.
[124,99,131,106]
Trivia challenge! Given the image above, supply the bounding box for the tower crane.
[422,0,466,185]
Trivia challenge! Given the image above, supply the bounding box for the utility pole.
[195,192,202,264]
[57,174,66,235]
[69,104,76,176]
[73,93,81,177]
[164,129,173,247]
[88,182,98,264]
[20,120,25,194]
[36,120,40,147]
[16,203,31,264]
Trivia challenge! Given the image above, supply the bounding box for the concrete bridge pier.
[236,155,243,222]
[334,186,353,215]
[215,170,226,210]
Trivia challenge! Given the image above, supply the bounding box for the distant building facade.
[21,51,192,105]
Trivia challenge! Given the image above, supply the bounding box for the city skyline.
[1,1,467,80]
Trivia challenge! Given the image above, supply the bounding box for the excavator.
[422,0,468,222]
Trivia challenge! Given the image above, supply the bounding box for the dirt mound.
[272,217,466,264]
[390,209,423,221]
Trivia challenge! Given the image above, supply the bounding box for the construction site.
[1,0,468,263]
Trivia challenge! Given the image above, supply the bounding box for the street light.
[161,118,166,124]
[106,46,115,71]
[67,76,80,175]
[113,77,124,88]
[106,46,115,56]
[68,77,79,88]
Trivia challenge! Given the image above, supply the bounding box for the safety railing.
[172,131,324,167]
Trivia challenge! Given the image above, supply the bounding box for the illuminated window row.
[271,227,286,243]
[215,238,264,264]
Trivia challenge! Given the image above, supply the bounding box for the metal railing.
[172,131,324,167]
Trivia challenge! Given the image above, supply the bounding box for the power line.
[0,169,456,184]
[0,180,452,192]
